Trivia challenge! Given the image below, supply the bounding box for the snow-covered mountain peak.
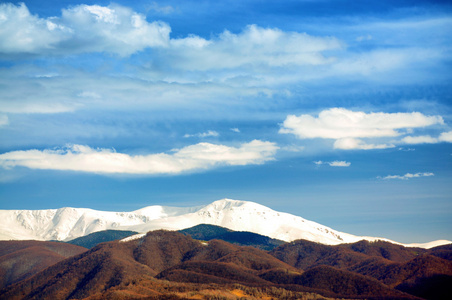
[131,205,167,219]
[0,199,450,249]
[206,198,273,213]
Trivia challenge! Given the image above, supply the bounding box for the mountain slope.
[0,241,87,290]
[1,199,450,249]
[0,231,298,299]
[66,230,138,248]
[1,230,421,300]
[270,239,452,300]
[179,224,285,250]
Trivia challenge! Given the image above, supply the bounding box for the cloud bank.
[280,108,445,150]
[0,141,278,175]
[0,2,341,65]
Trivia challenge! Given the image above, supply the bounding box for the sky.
[0,0,451,244]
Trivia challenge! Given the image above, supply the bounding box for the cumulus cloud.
[314,160,351,167]
[0,3,170,56]
[184,130,219,138]
[0,140,278,175]
[379,172,434,180]
[280,108,444,150]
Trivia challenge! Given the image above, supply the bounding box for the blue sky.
[0,0,451,243]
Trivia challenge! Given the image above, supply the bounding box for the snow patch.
[120,233,146,243]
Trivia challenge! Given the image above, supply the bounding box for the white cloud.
[280,108,444,150]
[280,108,443,139]
[0,3,67,54]
[333,138,394,150]
[0,3,342,63]
[184,130,219,138]
[402,131,452,144]
[402,135,438,144]
[167,24,343,71]
[0,140,278,175]
[0,3,170,56]
[314,160,351,167]
[230,128,240,133]
[379,172,434,180]
[439,131,452,143]
[328,160,351,167]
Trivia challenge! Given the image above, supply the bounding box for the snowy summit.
[0,199,449,249]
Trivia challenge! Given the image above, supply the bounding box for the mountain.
[0,240,87,290]
[1,199,450,249]
[270,240,452,300]
[0,231,302,299]
[66,230,138,248]
[179,224,285,250]
[1,230,426,300]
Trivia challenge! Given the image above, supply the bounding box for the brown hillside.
[0,241,155,300]
[0,241,87,289]
[156,239,299,286]
[350,254,452,287]
[187,239,298,272]
[132,230,201,273]
[428,243,452,261]
[270,239,373,270]
[1,231,446,300]
[343,240,425,262]
[156,261,271,285]
[296,265,418,299]
[270,239,426,271]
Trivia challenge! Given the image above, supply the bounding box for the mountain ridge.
[3,230,435,300]
[1,199,450,249]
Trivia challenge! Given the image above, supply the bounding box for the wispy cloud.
[0,141,278,175]
[230,128,240,133]
[167,24,343,71]
[314,160,351,167]
[184,130,219,138]
[280,108,445,150]
[378,172,434,180]
[147,2,175,15]
[0,114,8,127]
